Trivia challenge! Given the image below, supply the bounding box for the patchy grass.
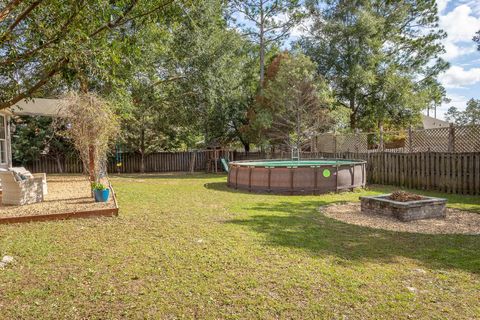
[0,174,479,319]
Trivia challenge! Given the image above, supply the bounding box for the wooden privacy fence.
[25,150,235,174]
[319,152,480,196]
[26,151,210,174]
[230,151,480,195]
[24,150,480,195]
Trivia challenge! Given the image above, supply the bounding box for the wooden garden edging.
[0,182,119,225]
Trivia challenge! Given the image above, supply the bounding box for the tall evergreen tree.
[446,99,480,125]
[229,0,303,86]
[300,0,448,130]
[254,52,333,150]
[474,30,480,51]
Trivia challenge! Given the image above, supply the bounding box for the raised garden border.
[0,180,119,225]
[360,194,447,222]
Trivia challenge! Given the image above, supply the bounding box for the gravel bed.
[321,203,480,235]
[0,175,115,218]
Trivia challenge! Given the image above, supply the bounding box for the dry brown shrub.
[59,92,119,182]
[389,190,424,202]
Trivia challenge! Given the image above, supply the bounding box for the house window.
[0,115,6,164]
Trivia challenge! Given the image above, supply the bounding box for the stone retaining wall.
[360,195,447,222]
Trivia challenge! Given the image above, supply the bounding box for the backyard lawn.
[0,174,479,319]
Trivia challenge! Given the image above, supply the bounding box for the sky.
[434,0,480,119]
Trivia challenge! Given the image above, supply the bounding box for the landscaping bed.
[360,192,447,222]
[322,202,480,234]
[0,175,116,219]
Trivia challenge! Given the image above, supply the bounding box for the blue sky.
[434,0,480,119]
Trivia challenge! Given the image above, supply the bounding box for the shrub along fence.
[23,150,480,195]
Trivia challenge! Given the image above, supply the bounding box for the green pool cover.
[233,160,362,167]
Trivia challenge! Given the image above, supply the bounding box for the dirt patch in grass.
[0,175,115,218]
[321,203,480,235]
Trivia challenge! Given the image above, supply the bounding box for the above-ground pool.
[228,159,366,195]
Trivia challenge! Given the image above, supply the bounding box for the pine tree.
[300,0,448,130]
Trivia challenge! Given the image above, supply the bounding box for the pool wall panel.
[228,159,366,195]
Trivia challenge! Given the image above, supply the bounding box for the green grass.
[0,174,479,319]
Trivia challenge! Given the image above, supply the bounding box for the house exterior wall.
[0,111,12,169]
[421,115,450,129]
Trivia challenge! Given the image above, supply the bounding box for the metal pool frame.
[227,159,367,195]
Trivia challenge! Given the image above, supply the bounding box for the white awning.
[8,98,64,117]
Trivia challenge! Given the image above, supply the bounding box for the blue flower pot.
[94,188,110,202]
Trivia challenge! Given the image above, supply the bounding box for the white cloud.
[439,4,480,60]
[436,93,469,120]
[442,41,476,60]
[438,65,480,88]
[436,0,450,14]
[440,5,480,42]
[462,0,480,15]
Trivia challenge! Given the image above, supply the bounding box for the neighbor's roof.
[8,98,64,117]
[421,115,450,129]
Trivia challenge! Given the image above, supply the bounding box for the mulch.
[0,175,115,218]
[320,203,480,235]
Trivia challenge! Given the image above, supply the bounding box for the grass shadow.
[227,200,480,274]
[204,182,265,195]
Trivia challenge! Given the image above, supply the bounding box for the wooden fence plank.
[22,151,480,195]
[474,153,480,195]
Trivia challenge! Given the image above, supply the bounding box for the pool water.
[233,160,360,167]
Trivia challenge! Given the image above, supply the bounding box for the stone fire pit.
[360,194,447,222]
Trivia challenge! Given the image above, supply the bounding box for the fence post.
[448,124,456,153]
[334,134,337,153]
[408,126,413,153]
[379,125,384,151]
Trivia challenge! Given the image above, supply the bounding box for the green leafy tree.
[159,0,259,150]
[121,80,188,172]
[300,0,448,130]
[0,0,182,110]
[118,0,258,155]
[11,116,75,172]
[255,52,333,151]
[446,99,480,125]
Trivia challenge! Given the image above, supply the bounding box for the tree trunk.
[140,128,145,173]
[88,145,95,198]
[259,0,265,88]
[378,122,384,151]
[349,113,356,129]
[0,0,23,23]
[140,151,145,173]
[243,142,250,153]
[55,155,63,174]
[349,97,357,129]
